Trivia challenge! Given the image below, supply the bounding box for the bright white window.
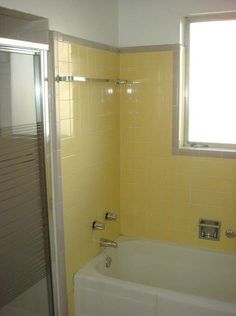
[183,15,236,150]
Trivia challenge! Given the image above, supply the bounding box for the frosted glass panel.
[188,20,236,144]
[0,51,53,316]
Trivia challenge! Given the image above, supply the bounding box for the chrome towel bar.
[55,75,129,84]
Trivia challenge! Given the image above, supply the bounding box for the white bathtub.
[74,237,236,316]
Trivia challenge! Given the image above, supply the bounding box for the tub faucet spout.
[99,238,118,248]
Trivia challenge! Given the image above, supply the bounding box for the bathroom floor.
[0,306,40,316]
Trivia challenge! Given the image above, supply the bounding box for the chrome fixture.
[99,238,118,248]
[105,256,112,268]
[117,79,129,84]
[225,229,236,238]
[92,221,105,230]
[105,211,117,221]
[199,219,221,241]
[55,75,129,85]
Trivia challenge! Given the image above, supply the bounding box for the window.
[180,14,236,152]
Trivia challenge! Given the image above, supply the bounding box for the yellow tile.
[69,43,78,63]
[58,41,69,62]
[60,100,71,120]
[120,50,236,253]
[67,290,74,316]
[59,82,71,100]
[59,61,70,76]
[190,189,236,209]
[58,42,236,316]
[58,39,120,316]
[78,45,89,77]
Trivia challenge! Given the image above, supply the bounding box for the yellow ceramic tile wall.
[57,40,120,316]
[57,44,236,314]
[120,51,236,253]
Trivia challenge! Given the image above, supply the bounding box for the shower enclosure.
[0,41,54,316]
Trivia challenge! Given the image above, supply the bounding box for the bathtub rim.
[74,236,236,313]
[115,235,236,256]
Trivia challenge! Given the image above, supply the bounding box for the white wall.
[118,0,236,47]
[0,0,118,46]
[1,1,236,48]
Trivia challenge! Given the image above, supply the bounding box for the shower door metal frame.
[0,38,67,316]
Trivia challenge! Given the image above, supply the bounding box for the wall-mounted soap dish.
[199,219,221,241]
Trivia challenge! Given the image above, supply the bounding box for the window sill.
[173,145,236,159]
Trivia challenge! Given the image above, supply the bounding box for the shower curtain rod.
[55,75,129,84]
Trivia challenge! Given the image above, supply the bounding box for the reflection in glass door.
[0,48,54,316]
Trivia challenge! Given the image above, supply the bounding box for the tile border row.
[52,31,180,54]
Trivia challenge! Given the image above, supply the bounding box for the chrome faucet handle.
[225,229,236,238]
[105,211,117,221]
[99,238,118,248]
[92,221,105,230]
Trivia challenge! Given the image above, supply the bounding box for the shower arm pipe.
[55,75,129,84]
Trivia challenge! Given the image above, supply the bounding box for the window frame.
[178,13,236,155]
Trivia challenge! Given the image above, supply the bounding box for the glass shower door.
[0,49,54,315]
